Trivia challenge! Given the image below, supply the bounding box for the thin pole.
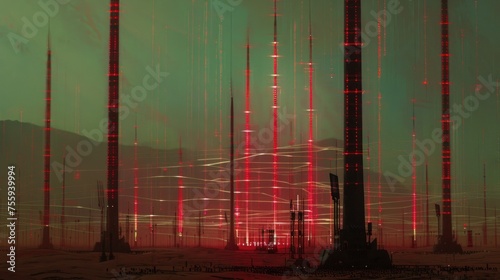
[426,161,430,247]
[483,163,487,246]
[62,156,66,248]
[41,24,53,249]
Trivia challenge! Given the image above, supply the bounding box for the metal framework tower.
[324,0,390,267]
[106,0,120,250]
[440,0,452,246]
[342,0,366,250]
[40,26,53,249]
[434,0,461,253]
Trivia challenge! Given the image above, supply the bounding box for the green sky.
[1,0,500,203]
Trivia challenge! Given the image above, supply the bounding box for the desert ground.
[1,246,499,279]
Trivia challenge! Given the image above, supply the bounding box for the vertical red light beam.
[218,21,224,231]
[203,0,208,225]
[376,0,383,244]
[495,206,497,247]
[426,161,430,246]
[106,0,120,246]
[377,88,382,243]
[61,156,66,248]
[440,0,453,245]
[225,17,238,251]
[133,119,138,247]
[244,30,251,245]
[377,0,382,80]
[382,0,387,56]
[367,135,371,223]
[412,100,417,247]
[178,137,184,238]
[423,0,428,87]
[41,25,53,249]
[424,0,430,248]
[272,0,279,236]
[483,163,487,245]
[307,0,315,244]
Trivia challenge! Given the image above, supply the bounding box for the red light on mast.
[178,137,184,236]
[133,120,138,246]
[271,0,279,236]
[307,1,315,242]
[106,0,120,246]
[440,0,453,244]
[244,31,251,245]
[41,25,53,249]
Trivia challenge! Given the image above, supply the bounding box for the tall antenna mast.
[106,0,125,252]
[426,161,430,246]
[41,23,53,249]
[435,0,461,253]
[61,156,66,248]
[226,15,238,251]
[133,117,139,247]
[483,162,487,246]
[307,0,316,243]
[271,0,280,238]
[177,136,183,245]
[342,0,366,250]
[97,181,107,261]
[411,99,417,247]
[244,28,252,246]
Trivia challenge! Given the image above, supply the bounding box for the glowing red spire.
[106,0,120,247]
[411,99,417,247]
[377,0,383,245]
[440,0,453,245]
[271,0,279,236]
[244,30,251,245]
[307,0,315,243]
[41,24,53,249]
[483,163,487,245]
[178,137,184,237]
[426,161,430,246]
[367,135,371,223]
[133,119,138,247]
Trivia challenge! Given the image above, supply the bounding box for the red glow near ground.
[178,137,184,236]
[244,36,251,245]
[272,0,279,237]
[307,8,315,242]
